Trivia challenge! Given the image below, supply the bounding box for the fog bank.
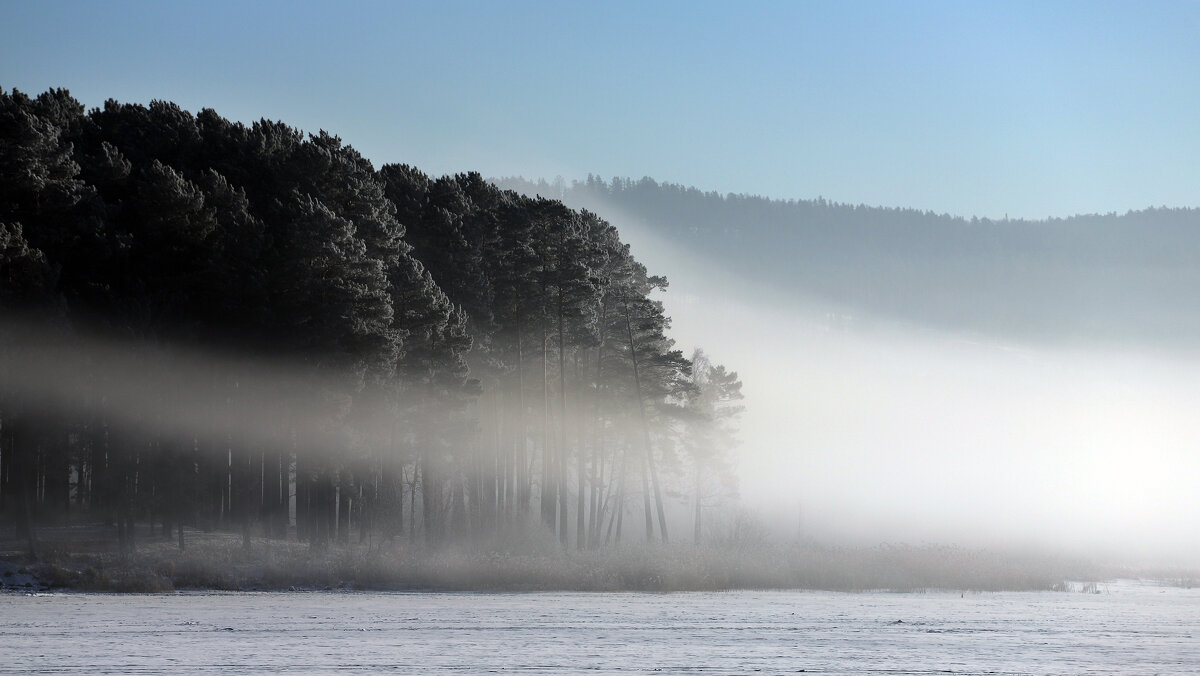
[617,217,1200,566]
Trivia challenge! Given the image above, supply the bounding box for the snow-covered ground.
[2,579,1197,673]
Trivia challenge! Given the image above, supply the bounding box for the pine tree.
[683,349,744,544]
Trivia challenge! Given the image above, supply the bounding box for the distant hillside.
[496,175,1200,347]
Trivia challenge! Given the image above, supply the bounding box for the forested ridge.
[0,88,744,561]
[497,175,1200,345]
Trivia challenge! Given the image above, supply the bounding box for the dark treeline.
[0,89,743,559]
[497,175,1200,345]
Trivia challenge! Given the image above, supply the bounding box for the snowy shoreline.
[5,530,1176,595]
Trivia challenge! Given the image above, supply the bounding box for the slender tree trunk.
[176,444,188,551]
[694,459,703,545]
[396,459,407,540]
[409,462,418,539]
[496,387,509,520]
[0,420,6,514]
[8,420,39,560]
[310,471,323,547]
[383,420,397,539]
[486,390,500,530]
[645,442,668,544]
[274,449,287,538]
[126,441,141,556]
[116,511,126,557]
[222,446,232,530]
[590,315,607,549]
[20,466,39,561]
[337,469,352,545]
[640,448,653,542]
[611,440,628,545]
[450,476,468,535]
[557,297,569,545]
[596,450,620,548]
[421,442,438,545]
[516,329,529,513]
[123,456,137,556]
[540,317,555,530]
[322,471,336,547]
[241,450,253,552]
[590,440,605,549]
[295,452,308,542]
[574,352,586,550]
[624,310,668,543]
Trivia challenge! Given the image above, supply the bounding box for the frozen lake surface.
[2,579,1197,674]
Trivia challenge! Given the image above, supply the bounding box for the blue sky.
[3,0,1199,219]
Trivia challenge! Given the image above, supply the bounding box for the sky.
[4,0,1200,220]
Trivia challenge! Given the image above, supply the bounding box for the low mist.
[617,215,1200,567]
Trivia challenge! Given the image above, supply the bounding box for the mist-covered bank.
[1,524,1160,594]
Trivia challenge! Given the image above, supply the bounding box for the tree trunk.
[574,351,586,549]
[516,329,529,513]
[8,421,39,560]
[324,471,336,547]
[421,445,438,545]
[20,468,39,561]
[646,442,668,545]
[337,471,352,545]
[557,298,569,546]
[296,453,309,542]
[274,449,288,538]
[694,459,703,545]
[540,318,555,531]
[624,310,668,544]
[589,315,607,549]
[611,440,628,545]
[640,449,653,542]
[409,462,418,538]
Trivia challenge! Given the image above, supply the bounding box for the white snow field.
[2,580,1197,674]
